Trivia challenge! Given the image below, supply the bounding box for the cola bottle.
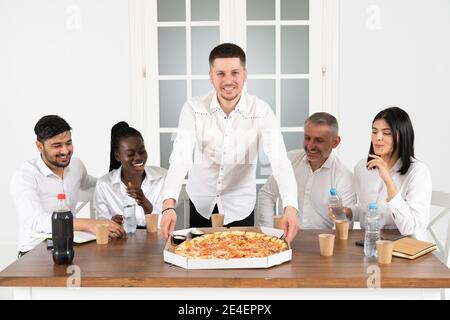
[51,193,74,264]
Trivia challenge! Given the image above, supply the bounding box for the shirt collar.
[209,92,221,111]
[36,154,71,178]
[111,166,164,186]
[144,166,165,181]
[321,152,335,169]
[111,166,123,185]
[391,158,402,172]
[234,91,248,113]
[209,91,248,114]
[36,155,54,177]
[301,149,335,170]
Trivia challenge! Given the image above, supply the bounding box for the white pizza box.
[163,226,292,269]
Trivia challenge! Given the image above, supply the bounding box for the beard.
[42,147,71,168]
[220,92,240,101]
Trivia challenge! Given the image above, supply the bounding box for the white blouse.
[94,166,167,227]
[351,158,432,240]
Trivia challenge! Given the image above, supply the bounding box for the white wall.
[0,0,131,280]
[337,0,450,193]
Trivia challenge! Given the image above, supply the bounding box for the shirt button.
[224,117,226,119]
[218,181,221,184]
[216,195,220,197]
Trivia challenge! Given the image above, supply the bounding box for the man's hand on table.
[161,199,177,240]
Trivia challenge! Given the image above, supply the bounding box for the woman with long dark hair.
[330,107,432,240]
[94,122,167,230]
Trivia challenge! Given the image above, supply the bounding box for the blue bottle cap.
[369,202,377,209]
[330,188,337,196]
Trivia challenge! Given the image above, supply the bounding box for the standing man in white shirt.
[10,115,125,256]
[160,43,299,242]
[258,112,356,229]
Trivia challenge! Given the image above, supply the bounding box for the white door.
[130,0,329,227]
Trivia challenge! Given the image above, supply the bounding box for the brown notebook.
[392,237,437,260]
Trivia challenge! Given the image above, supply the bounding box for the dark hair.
[305,112,339,136]
[368,106,415,175]
[209,43,246,67]
[109,121,144,172]
[34,115,72,142]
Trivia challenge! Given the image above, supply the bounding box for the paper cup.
[274,215,283,229]
[211,213,225,227]
[319,233,335,257]
[95,224,109,245]
[335,220,350,240]
[376,240,394,264]
[146,214,159,233]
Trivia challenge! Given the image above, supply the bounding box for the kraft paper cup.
[146,214,159,233]
[211,213,225,227]
[274,215,283,229]
[376,240,394,264]
[319,233,335,257]
[95,224,109,245]
[335,220,350,240]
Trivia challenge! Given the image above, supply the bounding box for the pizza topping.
[174,231,288,259]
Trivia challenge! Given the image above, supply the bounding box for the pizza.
[174,230,288,259]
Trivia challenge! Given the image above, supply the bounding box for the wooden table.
[1,229,449,299]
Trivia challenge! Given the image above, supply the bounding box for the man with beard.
[258,112,356,229]
[160,43,299,242]
[10,115,125,256]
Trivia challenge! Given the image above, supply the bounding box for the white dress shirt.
[351,158,432,240]
[162,91,298,225]
[10,156,97,252]
[258,149,356,229]
[94,166,167,227]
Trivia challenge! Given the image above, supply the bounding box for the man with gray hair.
[258,112,356,229]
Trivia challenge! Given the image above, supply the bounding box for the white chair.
[427,190,450,267]
[75,187,95,219]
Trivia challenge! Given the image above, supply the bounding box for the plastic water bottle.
[123,195,137,234]
[364,202,380,258]
[52,193,74,264]
[329,188,346,221]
